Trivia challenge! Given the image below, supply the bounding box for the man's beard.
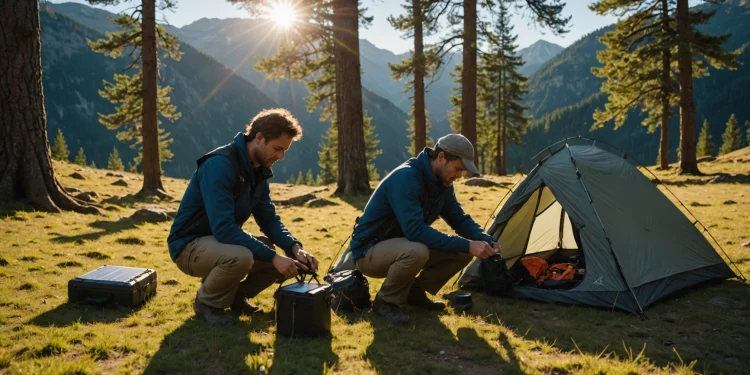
[254,148,273,168]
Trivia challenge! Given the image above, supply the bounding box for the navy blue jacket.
[167,133,301,262]
[349,148,493,261]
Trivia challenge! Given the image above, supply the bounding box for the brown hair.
[245,108,302,142]
[428,146,460,161]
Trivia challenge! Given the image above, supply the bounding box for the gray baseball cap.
[435,134,480,175]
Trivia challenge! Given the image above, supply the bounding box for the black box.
[68,265,157,307]
[275,281,331,338]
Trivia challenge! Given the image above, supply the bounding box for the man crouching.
[167,109,318,325]
[349,134,499,324]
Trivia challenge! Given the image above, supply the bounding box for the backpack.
[324,269,371,312]
[479,254,514,296]
[539,263,576,283]
[520,257,549,280]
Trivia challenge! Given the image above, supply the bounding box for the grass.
[0,154,748,374]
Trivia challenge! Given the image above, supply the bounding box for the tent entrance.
[495,186,585,288]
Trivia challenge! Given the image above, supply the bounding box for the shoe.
[372,295,409,325]
[230,297,261,316]
[193,294,234,325]
[407,286,446,311]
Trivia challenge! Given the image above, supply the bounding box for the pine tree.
[719,114,743,155]
[388,0,447,155]
[89,160,97,169]
[435,0,569,168]
[304,169,315,185]
[674,0,740,174]
[591,0,679,169]
[88,1,182,196]
[108,147,124,171]
[745,120,749,148]
[74,147,87,166]
[316,113,381,185]
[696,119,715,157]
[244,0,372,195]
[51,129,70,161]
[479,0,529,175]
[294,171,304,185]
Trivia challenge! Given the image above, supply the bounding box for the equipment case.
[275,281,332,338]
[68,265,157,307]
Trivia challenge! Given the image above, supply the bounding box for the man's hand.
[469,240,495,259]
[491,241,502,255]
[294,248,319,273]
[272,254,309,278]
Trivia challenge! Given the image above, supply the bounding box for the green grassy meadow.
[0,148,748,374]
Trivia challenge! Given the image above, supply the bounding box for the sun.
[268,2,297,30]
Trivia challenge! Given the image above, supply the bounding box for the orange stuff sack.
[540,263,576,283]
[520,257,548,280]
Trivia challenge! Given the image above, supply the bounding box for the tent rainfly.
[458,143,739,316]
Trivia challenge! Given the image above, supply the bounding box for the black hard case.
[68,265,157,307]
[275,281,332,338]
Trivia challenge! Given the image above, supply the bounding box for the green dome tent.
[458,142,741,316]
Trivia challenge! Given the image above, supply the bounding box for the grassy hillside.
[0,152,748,374]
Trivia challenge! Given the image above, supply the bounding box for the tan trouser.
[174,235,285,308]
[356,237,473,306]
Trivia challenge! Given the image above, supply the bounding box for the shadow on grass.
[101,192,175,208]
[333,192,370,212]
[469,278,750,374]
[657,172,750,186]
[270,330,338,374]
[50,216,150,243]
[365,309,525,374]
[142,318,265,375]
[28,301,142,326]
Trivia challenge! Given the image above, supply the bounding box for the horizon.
[45,0,707,54]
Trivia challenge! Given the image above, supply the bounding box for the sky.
[48,0,704,53]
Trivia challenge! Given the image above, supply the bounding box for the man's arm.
[198,157,277,261]
[440,188,494,244]
[385,171,470,253]
[252,182,301,257]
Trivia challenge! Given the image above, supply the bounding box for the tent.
[458,142,739,316]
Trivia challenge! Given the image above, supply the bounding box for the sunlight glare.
[269,2,297,30]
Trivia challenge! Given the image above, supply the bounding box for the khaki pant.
[174,235,285,308]
[356,237,472,306]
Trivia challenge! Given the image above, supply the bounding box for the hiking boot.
[407,286,446,311]
[230,297,261,316]
[372,295,409,325]
[193,294,234,326]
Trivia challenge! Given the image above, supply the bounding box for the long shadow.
[270,330,338,374]
[101,192,176,208]
[472,279,750,374]
[29,301,143,326]
[334,192,370,212]
[366,309,523,374]
[143,317,265,375]
[50,216,150,243]
[657,173,750,186]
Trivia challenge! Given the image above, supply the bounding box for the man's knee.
[222,249,254,275]
[402,242,429,266]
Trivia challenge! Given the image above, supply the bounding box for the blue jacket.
[167,133,301,262]
[349,148,493,261]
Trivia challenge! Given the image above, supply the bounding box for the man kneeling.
[349,134,498,324]
[167,109,318,325]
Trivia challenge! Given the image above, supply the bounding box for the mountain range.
[42,0,749,181]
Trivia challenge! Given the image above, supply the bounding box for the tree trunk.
[658,0,671,170]
[332,0,370,195]
[461,0,478,171]
[0,1,100,214]
[139,0,168,196]
[676,0,700,175]
[413,0,426,156]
